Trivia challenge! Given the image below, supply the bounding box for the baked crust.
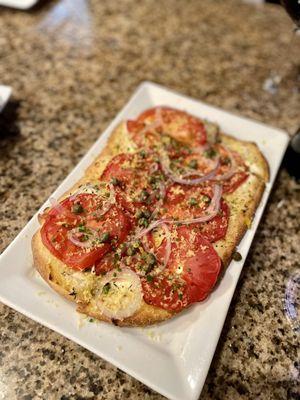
[32,118,269,326]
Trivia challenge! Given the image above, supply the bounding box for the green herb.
[222,157,231,165]
[80,234,90,242]
[113,253,120,262]
[139,189,150,203]
[139,150,147,158]
[143,252,157,267]
[69,288,77,297]
[111,177,121,186]
[138,218,149,228]
[188,159,198,169]
[188,197,198,207]
[78,225,86,233]
[204,148,217,159]
[178,293,183,300]
[72,203,84,214]
[146,275,154,282]
[89,318,94,323]
[136,209,151,219]
[232,251,242,261]
[102,282,111,294]
[149,175,157,185]
[202,195,210,203]
[126,245,138,256]
[99,232,111,243]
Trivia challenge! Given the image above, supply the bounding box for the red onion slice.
[48,197,74,218]
[90,183,116,219]
[214,148,237,181]
[97,268,142,320]
[139,223,171,271]
[160,151,220,186]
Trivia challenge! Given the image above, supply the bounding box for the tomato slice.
[100,151,164,216]
[138,225,222,311]
[136,107,207,147]
[141,275,189,312]
[161,183,229,242]
[41,194,132,270]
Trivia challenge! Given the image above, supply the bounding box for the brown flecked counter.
[0,0,299,399]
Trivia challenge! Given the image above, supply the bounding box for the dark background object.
[281,0,300,27]
[283,128,300,180]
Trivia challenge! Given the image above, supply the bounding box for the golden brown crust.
[32,116,269,327]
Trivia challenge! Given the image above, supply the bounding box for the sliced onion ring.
[214,148,237,181]
[48,197,74,218]
[97,268,142,320]
[140,223,171,272]
[90,183,116,219]
[159,151,220,186]
[69,183,116,220]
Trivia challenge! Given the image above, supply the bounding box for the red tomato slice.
[94,252,116,275]
[136,107,207,146]
[100,152,164,216]
[139,225,222,311]
[141,275,189,312]
[161,183,229,242]
[41,194,132,270]
[127,120,161,149]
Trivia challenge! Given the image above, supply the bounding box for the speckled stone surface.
[0,0,299,399]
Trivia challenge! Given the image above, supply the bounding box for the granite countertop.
[0,0,299,399]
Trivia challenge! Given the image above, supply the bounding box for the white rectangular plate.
[0,82,289,400]
[0,0,37,9]
[0,85,12,112]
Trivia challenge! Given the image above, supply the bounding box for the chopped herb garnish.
[222,157,231,165]
[139,150,147,158]
[126,245,138,256]
[204,148,217,159]
[146,275,154,282]
[136,209,151,219]
[138,218,149,228]
[232,251,242,261]
[188,159,198,169]
[139,189,150,203]
[72,203,84,214]
[78,225,86,233]
[102,282,111,294]
[111,177,121,186]
[80,234,89,242]
[99,232,111,243]
[188,197,198,207]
